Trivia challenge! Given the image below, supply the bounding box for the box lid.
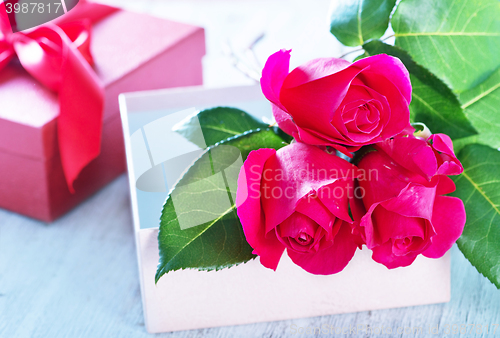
[0,5,204,160]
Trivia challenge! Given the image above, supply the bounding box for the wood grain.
[1,179,499,337]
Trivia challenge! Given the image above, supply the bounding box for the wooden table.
[1,176,499,337]
[1,0,499,337]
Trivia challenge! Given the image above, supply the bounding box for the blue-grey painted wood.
[0,176,499,338]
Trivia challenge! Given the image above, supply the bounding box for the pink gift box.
[0,3,205,222]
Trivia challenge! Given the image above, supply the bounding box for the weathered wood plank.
[1,176,499,338]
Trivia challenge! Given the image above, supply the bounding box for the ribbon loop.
[58,20,94,64]
[0,40,15,68]
[0,4,104,193]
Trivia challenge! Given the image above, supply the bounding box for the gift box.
[0,2,205,222]
[119,84,451,333]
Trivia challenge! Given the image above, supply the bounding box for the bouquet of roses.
[235,49,465,274]
[155,0,500,290]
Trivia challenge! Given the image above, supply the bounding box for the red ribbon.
[0,2,116,193]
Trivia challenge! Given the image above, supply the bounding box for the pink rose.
[354,133,466,268]
[260,50,412,155]
[236,142,360,274]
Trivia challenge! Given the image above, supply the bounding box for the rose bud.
[236,142,360,275]
[260,50,412,156]
[355,133,466,268]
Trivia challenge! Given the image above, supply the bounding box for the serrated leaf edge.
[156,205,235,283]
[155,127,282,283]
[456,171,500,289]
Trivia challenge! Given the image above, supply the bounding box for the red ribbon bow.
[0,2,106,193]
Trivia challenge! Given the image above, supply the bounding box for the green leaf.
[363,40,477,139]
[451,144,500,289]
[392,0,500,92]
[156,128,288,283]
[330,0,396,47]
[330,0,397,47]
[453,67,500,151]
[174,107,269,148]
[451,135,481,155]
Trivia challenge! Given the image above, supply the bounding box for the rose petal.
[380,183,436,220]
[432,175,457,195]
[355,71,411,138]
[287,221,358,274]
[236,148,285,270]
[359,203,379,249]
[423,196,466,258]
[280,63,368,137]
[371,240,418,269]
[282,56,351,88]
[295,126,360,157]
[276,213,331,254]
[372,205,426,244]
[335,84,391,143]
[260,49,290,112]
[392,235,427,257]
[335,99,383,139]
[297,124,346,145]
[376,136,438,181]
[295,194,336,230]
[354,104,380,133]
[279,212,318,238]
[261,143,357,232]
[349,181,367,222]
[357,151,428,207]
[430,133,455,154]
[317,180,354,223]
[353,54,412,104]
[272,103,297,136]
[430,134,464,176]
[285,227,323,252]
